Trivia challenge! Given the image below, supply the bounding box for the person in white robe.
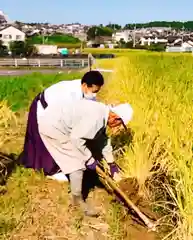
[20,71,105,179]
[38,99,133,217]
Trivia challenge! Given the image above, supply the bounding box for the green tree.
[24,42,38,57]
[10,41,25,57]
[87,26,113,40]
[118,38,126,48]
[87,26,98,40]
[147,43,166,52]
[124,21,193,30]
[0,40,8,57]
[10,41,37,57]
[106,24,122,31]
[125,41,134,48]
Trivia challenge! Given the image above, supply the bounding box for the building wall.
[0,26,25,46]
[35,44,58,55]
[112,31,131,42]
[140,37,168,46]
[182,42,193,48]
[166,46,193,52]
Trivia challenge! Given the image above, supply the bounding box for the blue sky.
[1,0,192,26]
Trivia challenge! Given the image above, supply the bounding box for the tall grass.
[101,53,193,239]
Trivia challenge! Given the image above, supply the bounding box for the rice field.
[0,50,193,239]
[99,52,193,240]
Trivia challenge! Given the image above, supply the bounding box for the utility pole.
[182,23,185,45]
[42,30,45,44]
[133,24,136,48]
[80,41,83,53]
[113,23,116,44]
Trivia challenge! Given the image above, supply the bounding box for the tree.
[118,38,126,48]
[24,42,38,57]
[10,41,37,57]
[125,41,134,48]
[147,43,166,52]
[124,21,193,30]
[0,40,8,57]
[10,41,25,57]
[106,24,122,31]
[87,26,113,40]
[87,26,98,40]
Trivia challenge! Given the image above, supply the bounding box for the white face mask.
[83,92,97,100]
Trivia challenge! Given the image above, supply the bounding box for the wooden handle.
[96,165,156,231]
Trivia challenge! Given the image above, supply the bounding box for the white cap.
[110,103,133,125]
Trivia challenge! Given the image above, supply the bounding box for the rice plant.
[100,53,193,239]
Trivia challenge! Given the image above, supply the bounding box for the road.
[0,69,79,76]
[0,68,112,76]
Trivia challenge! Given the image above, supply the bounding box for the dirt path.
[0,171,160,240]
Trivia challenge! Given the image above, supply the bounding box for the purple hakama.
[20,92,60,175]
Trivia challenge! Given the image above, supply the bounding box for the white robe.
[37,99,114,174]
[37,79,82,118]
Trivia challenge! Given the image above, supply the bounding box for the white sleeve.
[70,119,100,164]
[102,136,114,163]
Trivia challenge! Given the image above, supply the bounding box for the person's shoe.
[47,172,68,182]
[79,198,100,217]
[68,195,82,216]
[71,195,99,217]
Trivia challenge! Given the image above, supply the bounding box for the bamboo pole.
[96,165,157,231]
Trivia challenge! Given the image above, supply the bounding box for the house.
[0,26,25,47]
[182,41,193,48]
[112,31,132,43]
[86,36,113,48]
[167,36,181,45]
[140,36,168,46]
[166,41,193,52]
[94,36,112,44]
[167,35,193,47]
[74,33,87,41]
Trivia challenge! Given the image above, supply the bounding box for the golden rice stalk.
[0,101,17,149]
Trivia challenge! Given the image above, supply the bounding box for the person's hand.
[86,159,98,171]
[108,162,119,176]
[108,163,122,182]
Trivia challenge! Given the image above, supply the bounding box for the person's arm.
[70,119,100,164]
[101,134,115,163]
[93,129,115,163]
[99,131,114,163]
[99,131,121,180]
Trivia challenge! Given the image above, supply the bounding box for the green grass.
[28,34,81,45]
[0,72,83,111]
